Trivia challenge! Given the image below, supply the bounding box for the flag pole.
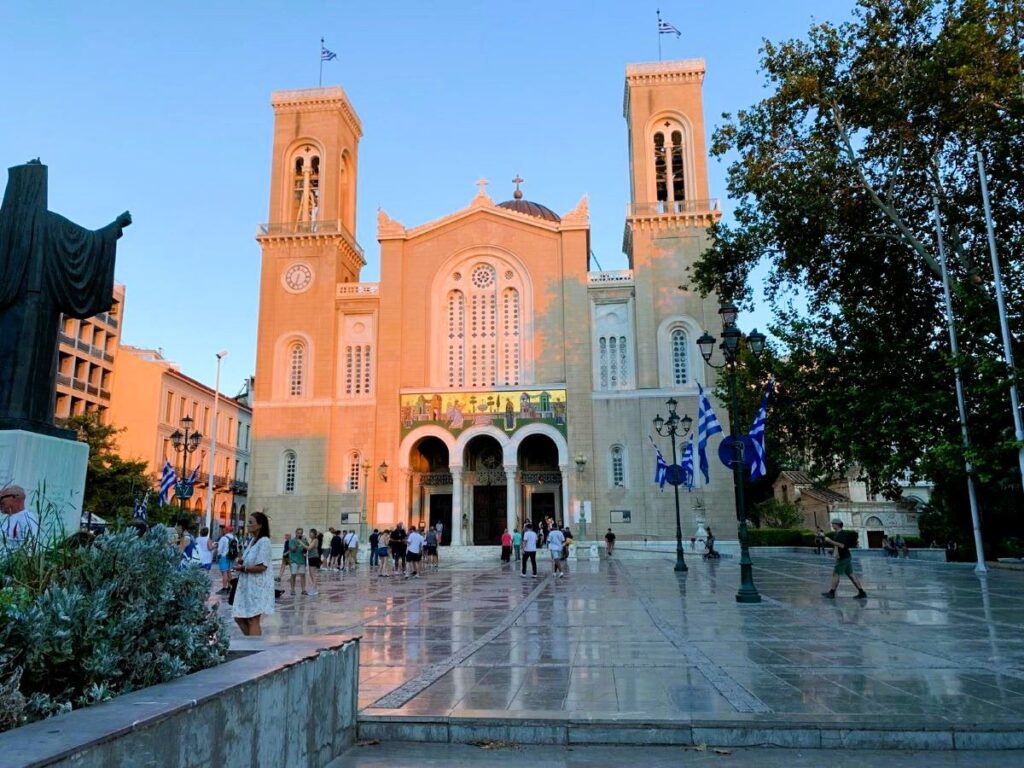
[933,195,986,574]
[657,9,662,61]
[319,37,324,87]
[977,150,1024,495]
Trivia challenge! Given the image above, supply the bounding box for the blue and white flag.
[680,432,695,491]
[658,19,681,37]
[749,378,774,480]
[321,45,337,62]
[697,383,723,484]
[159,460,177,506]
[184,466,200,491]
[649,435,669,490]
[133,492,149,521]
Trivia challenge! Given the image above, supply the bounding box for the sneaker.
[855,591,868,599]
[414,573,420,578]
[290,590,296,596]
[821,591,835,599]
[520,572,526,578]
[307,590,319,596]
[301,590,308,595]
[532,574,538,578]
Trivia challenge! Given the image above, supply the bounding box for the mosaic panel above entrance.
[400,389,567,439]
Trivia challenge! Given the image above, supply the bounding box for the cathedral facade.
[250,59,735,546]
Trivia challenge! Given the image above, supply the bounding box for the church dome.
[496,198,561,222]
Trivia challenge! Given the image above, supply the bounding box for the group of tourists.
[371,521,442,578]
[511,517,574,578]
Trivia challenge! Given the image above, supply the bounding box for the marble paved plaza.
[215,550,1024,727]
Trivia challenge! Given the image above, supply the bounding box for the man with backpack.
[217,528,238,593]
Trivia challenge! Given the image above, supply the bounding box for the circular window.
[283,263,313,293]
[471,265,495,288]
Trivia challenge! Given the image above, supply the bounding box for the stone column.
[505,465,518,532]
[451,467,464,546]
[559,464,570,526]
[410,473,422,528]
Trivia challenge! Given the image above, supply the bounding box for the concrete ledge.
[0,636,359,768]
[357,714,1023,751]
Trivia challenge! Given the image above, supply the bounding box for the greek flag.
[184,466,200,491]
[321,45,337,61]
[159,460,177,506]
[697,383,722,484]
[680,432,695,490]
[133,492,149,521]
[658,19,681,37]
[649,435,668,489]
[749,378,774,480]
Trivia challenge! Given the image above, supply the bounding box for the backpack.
[226,535,239,561]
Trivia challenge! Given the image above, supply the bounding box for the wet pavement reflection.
[213,552,1024,725]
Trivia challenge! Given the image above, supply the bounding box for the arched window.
[501,287,521,385]
[345,345,372,396]
[283,451,297,494]
[291,145,321,225]
[348,452,362,492]
[651,119,688,206]
[671,328,689,385]
[447,290,465,387]
[288,342,305,397]
[610,445,626,488]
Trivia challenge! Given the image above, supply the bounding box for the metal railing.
[588,269,634,286]
[56,373,72,386]
[336,282,379,297]
[627,199,720,217]
[420,472,453,487]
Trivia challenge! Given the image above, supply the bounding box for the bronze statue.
[0,160,131,436]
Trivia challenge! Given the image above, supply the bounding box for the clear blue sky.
[0,1,856,392]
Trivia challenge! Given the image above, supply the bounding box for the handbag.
[227,575,239,605]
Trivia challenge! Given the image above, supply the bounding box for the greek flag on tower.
[697,384,722,484]
[159,460,177,506]
[749,378,774,480]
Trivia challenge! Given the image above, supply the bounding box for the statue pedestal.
[0,429,88,539]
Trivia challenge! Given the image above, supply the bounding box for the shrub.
[0,525,227,731]
[752,498,803,529]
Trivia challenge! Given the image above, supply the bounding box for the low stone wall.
[0,636,359,768]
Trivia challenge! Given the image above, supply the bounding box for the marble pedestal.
[0,429,88,539]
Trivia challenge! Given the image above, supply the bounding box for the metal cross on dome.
[512,174,524,199]
[475,177,489,196]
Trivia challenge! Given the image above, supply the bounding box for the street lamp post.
[204,350,228,532]
[697,301,766,604]
[170,414,202,518]
[361,459,371,543]
[653,398,694,573]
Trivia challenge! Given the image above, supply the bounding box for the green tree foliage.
[692,0,1024,552]
[63,413,165,526]
[0,526,227,730]
[752,498,804,529]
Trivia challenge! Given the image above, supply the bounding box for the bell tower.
[250,86,365,528]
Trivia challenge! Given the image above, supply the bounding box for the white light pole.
[204,350,228,532]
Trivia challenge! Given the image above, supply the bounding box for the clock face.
[283,263,313,293]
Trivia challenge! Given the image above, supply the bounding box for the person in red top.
[500,528,513,563]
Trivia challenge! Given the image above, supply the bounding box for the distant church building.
[250,60,735,545]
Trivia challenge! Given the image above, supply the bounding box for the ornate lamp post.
[574,453,587,540]
[697,301,766,603]
[169,414,202,515]
[653,398,693,572]
[361,459,371,542]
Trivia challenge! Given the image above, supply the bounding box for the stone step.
[357,714,1024,751]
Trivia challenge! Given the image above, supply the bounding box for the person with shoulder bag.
[231,512,275,636]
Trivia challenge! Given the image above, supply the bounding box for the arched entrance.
[865,515,884,548]
[409,435,452,544]
[517,434,562,529]
[464,434,507,545]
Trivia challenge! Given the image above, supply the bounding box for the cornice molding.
[270,86,363,139]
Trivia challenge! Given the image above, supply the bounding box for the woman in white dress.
[232,512,274,636]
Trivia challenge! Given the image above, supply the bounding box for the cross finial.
[512,174,524,200]
[475,177,489,196]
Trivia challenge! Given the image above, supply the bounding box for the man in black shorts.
[604,528,616,557]
[390,521,407,575]
[329,528,343,570]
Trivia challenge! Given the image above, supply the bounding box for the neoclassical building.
[250,59,735,545]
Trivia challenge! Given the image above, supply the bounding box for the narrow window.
[670,130,685,202]
[671,328,689,385]
[611,446,625,487]
[363,345,372,394]
[619,336,628,387]
[284,451,297,494]
[599,337,609,389]
[653,132,667,202]
[288,343,305,397]
[609,336,619,388]
[447,290,465,387]
[348,453,361,491]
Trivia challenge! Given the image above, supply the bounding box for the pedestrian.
[216,527,238,593]
[176,523,197,570]
[196,526,215,571]
[547,524,566,578]
[288,527,309,596]
[232,512,274,636]
[821,519,868,599]
[369,528,381,568]
[327,527,342,570]
[815,528,826,555]
[500,528,512,563]
[539,517,549,547]
[0,485,38,552]
[276,532,292,581]
[512,528,522,562]
[521,522,538,578]
[343,529,359,571]
[434,519,444,564]
[704,526,718,560]
[306,527,322,596]
[604,528,616,557]
[424,526,438,569]
[390,521,407,575]
[377,529,392,577]
[406,526,424,578]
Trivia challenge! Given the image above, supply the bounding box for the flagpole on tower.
[320,37,325,87]
[657,9,662,61]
